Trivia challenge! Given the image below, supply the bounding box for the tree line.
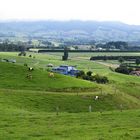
[0,43,25,52]
[90,56,140,61]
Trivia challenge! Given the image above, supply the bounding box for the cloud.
[0,0,140,24]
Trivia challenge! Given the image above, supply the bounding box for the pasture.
[0,51,140,139]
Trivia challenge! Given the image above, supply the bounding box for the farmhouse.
[52,65,79,76]
[130,71,140,76]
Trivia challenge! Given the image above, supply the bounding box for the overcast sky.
[0,0,140,25]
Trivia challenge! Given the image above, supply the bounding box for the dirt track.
[96,61,119,68]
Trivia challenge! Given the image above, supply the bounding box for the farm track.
[96,61,119,68]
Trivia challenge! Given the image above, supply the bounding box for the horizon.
[0,0,140,25]
[0,19,138,26]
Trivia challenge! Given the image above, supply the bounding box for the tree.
[118,57,124,64]
[103,55,107,61]
[76,70,85,78]
[62,47,69,61]
[115,66,130,74]
[135,58,140,66]
[87,71,92,76]
[92,74,109,84]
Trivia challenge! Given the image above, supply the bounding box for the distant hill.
[1,20,140,42]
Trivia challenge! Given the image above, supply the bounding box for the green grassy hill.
[0,62,97,91]
[0,52,140,139]
[0,89,140,139]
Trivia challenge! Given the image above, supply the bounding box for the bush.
[115,66,130,74]
[86,71,92,76]
[24,63,28,67]
[18,53,22,56]
[136,58,140,66]
[82,75,90,80]
[118,57,124,64]
[18,51,26,56]
[92,74,109,84]
[76,70,85,78]
[76,70,109,84]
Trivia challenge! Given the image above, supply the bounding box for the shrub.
[18,52,22,56]
[82,75,91,80]
[115,66,130,74]
[86,71,92,76]
[18,51,26,56]
[23,52,26,56]
[24,63,28,67]
[76,70,85,78]
[118,57,124,64]
[76,70,109,84]
[103,55,107,61]
[92,74,109,84]
[136,58,140,66]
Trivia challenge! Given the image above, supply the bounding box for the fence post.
[56,106,59,115]
[89,105,92,112]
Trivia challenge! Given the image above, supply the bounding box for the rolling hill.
[1,20,140,42]
[0,53,140,139]
[0,62,97,91]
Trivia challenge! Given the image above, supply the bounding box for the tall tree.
[118,57,124,64]
[62,47,69,61]
[135,58,140,66]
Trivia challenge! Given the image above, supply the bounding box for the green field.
[0,52,140,139]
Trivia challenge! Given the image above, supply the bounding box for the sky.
[0,0,140,25]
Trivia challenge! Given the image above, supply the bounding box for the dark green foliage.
[76,70,85,78]
[23,52,26,56]
[115,65,133,74]
[87,71,92,76]
[18,51,26,56]
[62,47,69,61]
[92,74,109,84]
[0,43,25,52]
[109,67,114,72]
[90,56,140,61]
[103,55,107,61]
[135,58,140,65]
[29,54,32,57]
[118,57,124,64]
[106,41,128,50]
[77,70,109,84]
[24,63,28,67]
[82,75,91,80]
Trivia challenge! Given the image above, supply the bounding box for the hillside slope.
[0,62,97,91]
[0,57,140,139]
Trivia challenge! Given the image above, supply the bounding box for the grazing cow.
[94,96,99,100]
[47,63,53,67]
[26,74,32,80]
[49,72,54,77]
[28,67,34,71]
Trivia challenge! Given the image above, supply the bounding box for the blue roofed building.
[52,65,79,76]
